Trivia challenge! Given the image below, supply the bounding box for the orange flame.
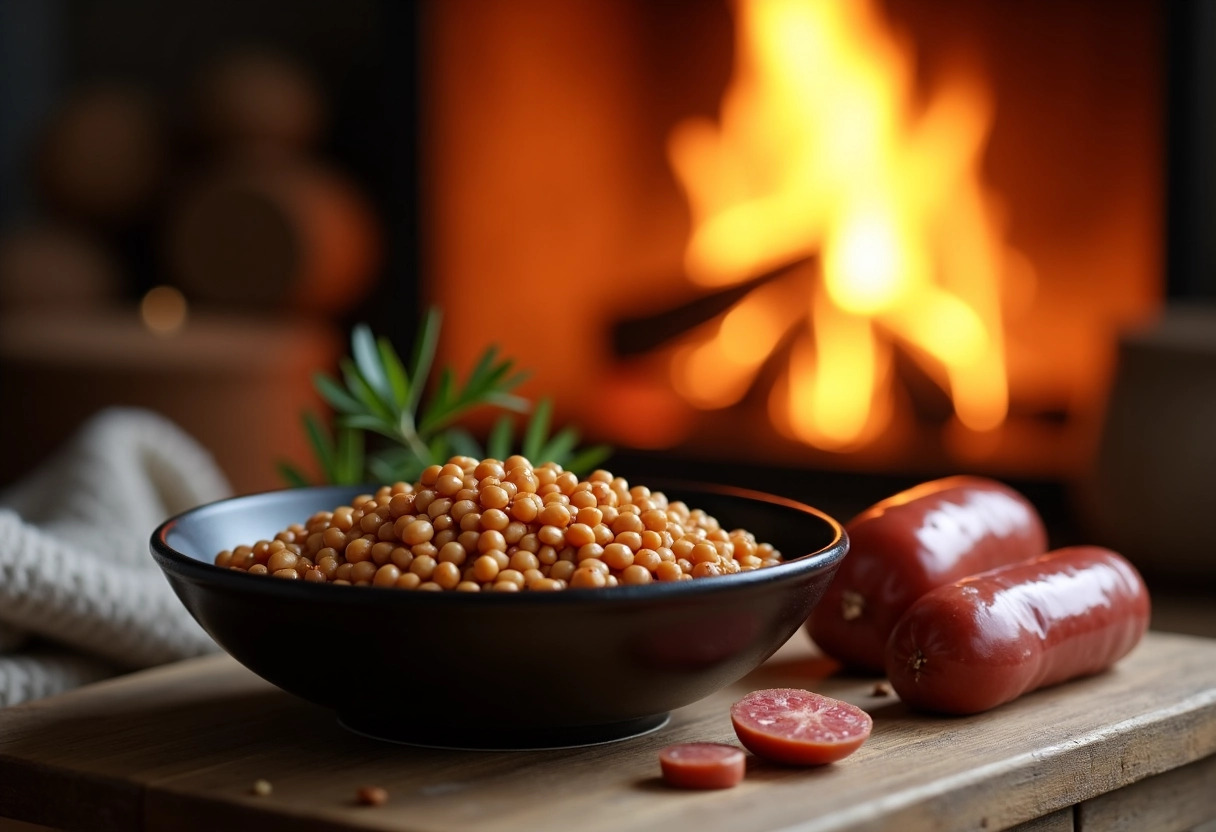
[668,0,1017,450]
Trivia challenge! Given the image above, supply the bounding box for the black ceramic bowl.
[151,482,847,749]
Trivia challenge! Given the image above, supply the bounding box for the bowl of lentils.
[151,456,848,749]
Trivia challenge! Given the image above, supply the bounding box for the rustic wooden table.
[1,631,1214,832]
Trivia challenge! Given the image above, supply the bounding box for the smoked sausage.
[885,546,1150,715]
[807,476,1047,672]
[730,689,872,765]
[659,743,746,788]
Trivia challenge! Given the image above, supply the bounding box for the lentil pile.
[216,457,782,591]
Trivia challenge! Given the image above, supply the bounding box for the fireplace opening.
[425,0,1162,482]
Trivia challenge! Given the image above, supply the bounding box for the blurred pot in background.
[33,84,166,226]
[165,159,380,314]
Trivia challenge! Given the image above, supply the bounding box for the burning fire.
[668,0,1019,451]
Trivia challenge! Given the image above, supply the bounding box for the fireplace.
[0,0,1176,501]
[421,0,1163,481]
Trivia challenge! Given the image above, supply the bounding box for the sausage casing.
[885,546,1151,715]
[808,476,1047,671]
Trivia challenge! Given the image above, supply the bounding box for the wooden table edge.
[1,633,1215,832]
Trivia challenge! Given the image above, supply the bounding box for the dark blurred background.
[0,0,418,493]
[0,0,1212,621]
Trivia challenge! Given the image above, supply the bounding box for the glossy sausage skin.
[807,476,1047,672]
[885,546,1150,715]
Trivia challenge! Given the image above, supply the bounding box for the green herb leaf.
[339,413,404,443]
[334,426,365,485]
[522,397,553,461]
[468,345,501,388]
[371,445,416,468]
[538,425,579,466]
[426,432,450,466]
[486,414,514,461]
[419,367,456,434]
[351,324,391,405]
[313,373,364,415]
[367,446,421,482]
[565,444,613,475]
[443,426,483,459]
[340,358,394,421]
[277,461,312,488]
[367,452,408,485]
[503,368,532,390]
[406,307,441,414]
[486,392,531,413]
[378,336,410,409]
[302,410,335,479]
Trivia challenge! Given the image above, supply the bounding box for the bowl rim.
[150,479,848,604]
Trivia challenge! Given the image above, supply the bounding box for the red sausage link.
[659,743,746,789]
[885,546,1150,715]
[807,476,1047,672]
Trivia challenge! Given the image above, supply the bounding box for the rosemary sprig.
[284,308,612,486]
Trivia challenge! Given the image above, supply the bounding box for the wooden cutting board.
[1,631,1214,832]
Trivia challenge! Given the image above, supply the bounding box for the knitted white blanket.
[0,408,229,706]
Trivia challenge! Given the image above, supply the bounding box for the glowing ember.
[668,0,1020,451]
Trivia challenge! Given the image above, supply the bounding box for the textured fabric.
[0,408,229,707]
[0,647,116,705]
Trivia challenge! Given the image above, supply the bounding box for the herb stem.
[397,412,431,463]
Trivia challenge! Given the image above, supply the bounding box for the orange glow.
[668,0,1018,450]
[596,362,697,449]
[779,288,894,450]
[671,273,804,409]
[139,285,189,336]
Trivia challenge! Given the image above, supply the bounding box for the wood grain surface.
[1076,752,1216,832]
[1,631,1214,832]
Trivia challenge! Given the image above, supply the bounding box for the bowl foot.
[337,711,671,750]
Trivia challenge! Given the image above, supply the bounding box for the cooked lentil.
[216,459,782,590]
